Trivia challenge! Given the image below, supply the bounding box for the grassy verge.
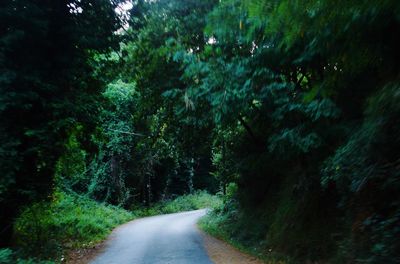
[5,191,134,263]
[135,190,222,217]
[198,206,293,264]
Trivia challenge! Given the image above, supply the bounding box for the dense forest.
[1,0,400,263]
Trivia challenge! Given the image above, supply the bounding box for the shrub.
[162,190,222,213]
[0,249,12,264]
[13,191,133,259]
[0,248,54,264]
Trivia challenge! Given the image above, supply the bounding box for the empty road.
[90,209,213,264]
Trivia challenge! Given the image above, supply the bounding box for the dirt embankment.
[201,230,264,264]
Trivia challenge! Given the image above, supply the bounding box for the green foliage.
[184,0,400,262]
[83,0,219,207]
[84,80,140,205]
[321,83,400,263]
[2,0,400,263]
[0,0,124,244]
[55,128,88,193]
[199,203,292,264]
[162,191,222,214]
[0,248,53,264]
[13,191,133,259]
[136,191,222,216]
[0,249,12,264]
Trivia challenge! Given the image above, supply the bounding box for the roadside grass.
[135,190,222,217]
[198,206,293,264]
[10,191,134,262]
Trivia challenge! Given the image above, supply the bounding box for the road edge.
[198,225,264,264]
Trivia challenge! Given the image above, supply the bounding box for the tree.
[0,0,123,245]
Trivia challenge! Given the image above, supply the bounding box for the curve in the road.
[90,209,213,264]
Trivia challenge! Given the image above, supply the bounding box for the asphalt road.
[90,209,213,264]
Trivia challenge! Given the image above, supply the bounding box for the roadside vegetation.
[136,191,222,217]
[200,211,290,264]
[0,190,219,263]
[1,191,133,263]
[199,183,291,264]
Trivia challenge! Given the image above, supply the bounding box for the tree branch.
[238,115,259,144]
[108,128,145,137]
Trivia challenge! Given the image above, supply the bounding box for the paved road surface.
[90,209,213,264]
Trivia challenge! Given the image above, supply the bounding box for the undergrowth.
[198,184,294,264]
[11,191,134,262]
[198,168,343,264]
[199,208,293,264]
[135,190,222,217]
[0,248,54,264]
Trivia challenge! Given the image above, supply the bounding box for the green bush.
[0,248,54,264]
[0,249,12,264]
[162,191,222,213]
[14,191,133,259]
